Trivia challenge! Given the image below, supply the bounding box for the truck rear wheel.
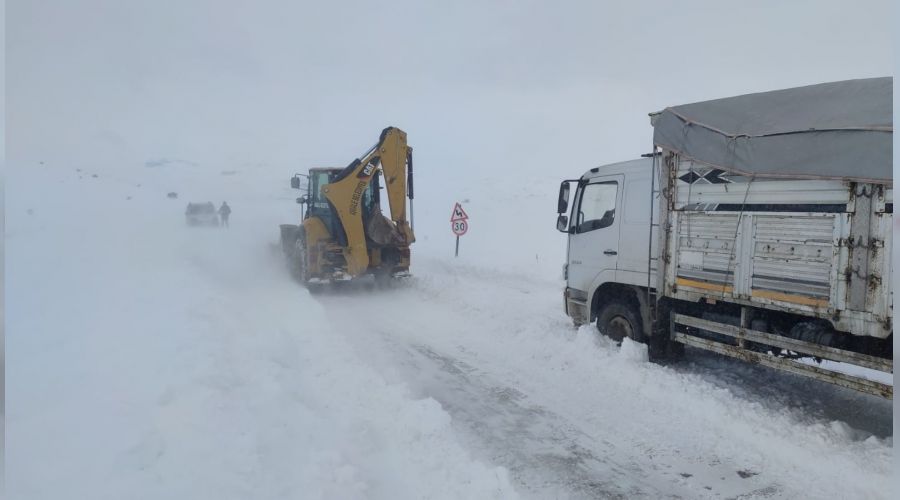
[596,300,644,343]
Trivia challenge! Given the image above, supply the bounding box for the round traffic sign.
[452,220,468,236]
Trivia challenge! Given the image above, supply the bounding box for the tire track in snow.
[317,291,730,499]
[405,343,681,500]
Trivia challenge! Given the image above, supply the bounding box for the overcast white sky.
[6,0,894,177]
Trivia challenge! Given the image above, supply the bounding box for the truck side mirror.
[290,176,301,189]
[296,196,308,204]
[557,182,571,213]
[556,214,569,232]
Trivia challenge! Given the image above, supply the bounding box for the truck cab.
[557,158,656,339]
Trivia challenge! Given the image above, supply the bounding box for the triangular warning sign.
[450,202,469,222]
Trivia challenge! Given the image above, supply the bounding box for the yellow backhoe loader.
[279,127,415,287]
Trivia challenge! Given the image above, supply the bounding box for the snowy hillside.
[5,161,894,499]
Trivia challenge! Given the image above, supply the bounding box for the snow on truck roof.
[651,77,892,183]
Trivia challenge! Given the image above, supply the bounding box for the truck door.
[567,175,623,293]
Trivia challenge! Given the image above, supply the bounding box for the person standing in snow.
[218,201,232,227]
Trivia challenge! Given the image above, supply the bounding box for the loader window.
[361,175,378,216]
[310,172,332,210]
[576,181,617,233]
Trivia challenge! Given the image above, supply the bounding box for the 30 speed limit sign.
[450,202,469,256]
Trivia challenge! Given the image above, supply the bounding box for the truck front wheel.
[596,300,644,344]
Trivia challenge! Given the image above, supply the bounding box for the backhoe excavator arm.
[322,127,414,276]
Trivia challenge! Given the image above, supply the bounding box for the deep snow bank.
[5,162,518,500]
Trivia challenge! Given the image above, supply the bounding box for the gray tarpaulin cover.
[652,77,892,183]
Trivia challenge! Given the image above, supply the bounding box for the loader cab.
[304,167,380,248]
[307,168,337,217]
[306,167,380,220]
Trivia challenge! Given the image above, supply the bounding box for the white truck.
[557,78,893,398]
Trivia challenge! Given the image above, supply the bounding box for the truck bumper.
[564,287,589,325]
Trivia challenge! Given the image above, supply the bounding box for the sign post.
[450,202,469,257]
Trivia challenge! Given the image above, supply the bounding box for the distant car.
[185,202,220,226]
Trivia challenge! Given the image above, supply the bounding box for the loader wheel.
[596,300,644,344]
[291,238,324,294]
[290,237,309,282]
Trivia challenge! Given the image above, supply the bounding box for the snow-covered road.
[317,259,893,499]
[6,163,893,499]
